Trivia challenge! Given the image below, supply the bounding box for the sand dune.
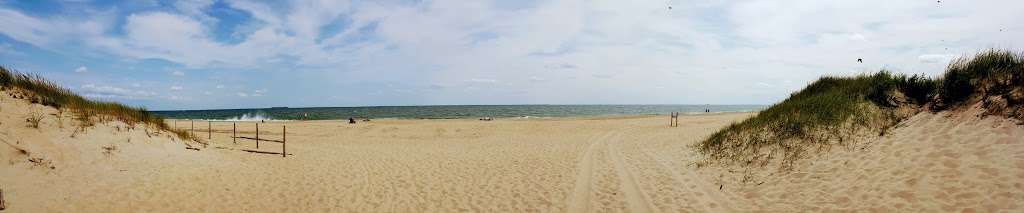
[2,88,1023,212]
[716,106,1024,212]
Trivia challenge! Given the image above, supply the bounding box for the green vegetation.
[699,49,1022,168]
[935,50,1024,119]
[0,66,195,141]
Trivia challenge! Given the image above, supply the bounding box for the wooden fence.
[171,119,289,157]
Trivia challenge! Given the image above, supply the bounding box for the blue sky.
[0,0,1021,110]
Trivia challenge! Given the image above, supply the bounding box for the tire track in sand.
[605,130,657,212]
[567,130,615,213]
[568,129,655,213]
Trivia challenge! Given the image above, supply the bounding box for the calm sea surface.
[150,105,764,120]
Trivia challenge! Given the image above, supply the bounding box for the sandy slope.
[718,106,1024,212]
[2,90,1022,212]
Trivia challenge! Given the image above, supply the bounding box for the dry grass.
[25,109,43,128]
[1,66,196,141]
[101,144,119,156]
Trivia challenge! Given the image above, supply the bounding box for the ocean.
[150,105,765,121]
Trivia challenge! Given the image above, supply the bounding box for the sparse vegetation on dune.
[700,49,1023,169]
[0,66,195,141]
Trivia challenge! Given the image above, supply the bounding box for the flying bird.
[857,58,863,63]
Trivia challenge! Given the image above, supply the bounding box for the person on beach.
[348,118,356,124]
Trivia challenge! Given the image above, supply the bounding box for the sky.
[0,0,1021,110]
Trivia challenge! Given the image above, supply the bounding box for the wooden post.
[232,122,237,144]
[669,112,679,127]
[191,120,195,137]
[208,120,212,139]
[282,125,287,158]
[0,187,6,211]
[256,122,260,149]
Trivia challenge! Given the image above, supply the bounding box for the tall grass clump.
[935,49,1024,119]
[0,66,195,141]
[699,49,1022,169]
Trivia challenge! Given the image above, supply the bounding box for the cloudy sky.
[0,0,1020,110]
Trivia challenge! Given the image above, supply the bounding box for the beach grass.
[699,49,1022,168]
[0,66,196,141]
[935,50,1024,118]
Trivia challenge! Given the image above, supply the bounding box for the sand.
[2,92,1023,212]
[716,107,1024,212]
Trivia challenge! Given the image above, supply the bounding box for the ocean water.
[150,105,765,121]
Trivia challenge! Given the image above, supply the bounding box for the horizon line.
[149,103,769,112]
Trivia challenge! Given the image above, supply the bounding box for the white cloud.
[74,66,88,73]
[918,54,955,64]
[545,63,578,70]
[429,83,448,90]
[236,92,249,97]
[466,78,498,84]
[172,70,185,76]
[170,85,183,91]
[591,73,615,79]
[80,84,156,100]
[215,84,225,89]
[1,0,1023,107]
[0,7,115,60]
[174,0,216,23]
[251,89,266,97]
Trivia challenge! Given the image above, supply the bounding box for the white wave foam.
[223,112,274,121]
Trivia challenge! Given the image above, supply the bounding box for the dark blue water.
[150,105,764,120]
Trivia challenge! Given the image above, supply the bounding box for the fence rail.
[169,119,289,157]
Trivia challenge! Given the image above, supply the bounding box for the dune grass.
[699,49,1022,168]
[0,66,196,141]
[935,50,1024,119]
[699,71,934,168]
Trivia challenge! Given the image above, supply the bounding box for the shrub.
[896,74,938,104]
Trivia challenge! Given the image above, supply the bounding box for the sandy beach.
[5,110,754,212]
[3,93,1023,212]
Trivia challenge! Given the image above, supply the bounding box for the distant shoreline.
[150,104,765,121]
[161,111,759,122]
